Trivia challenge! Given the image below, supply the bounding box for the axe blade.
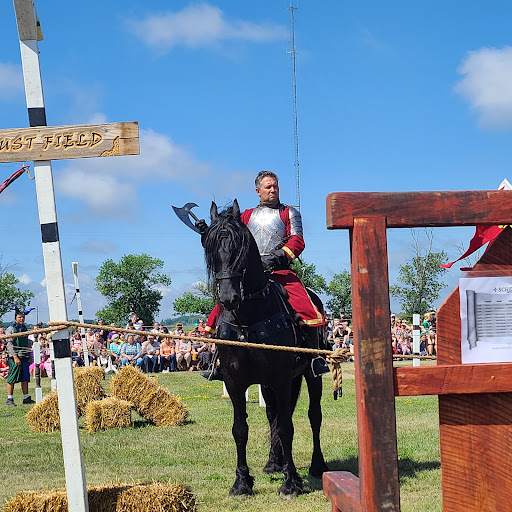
[172,203,201,233]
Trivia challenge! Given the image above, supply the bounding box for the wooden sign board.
[0,121,139,162]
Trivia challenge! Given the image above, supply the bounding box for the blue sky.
[1,1,512,323]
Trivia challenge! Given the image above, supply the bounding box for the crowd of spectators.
[70,315,216,374]
[0,315,216,379]
[325,310,437,360]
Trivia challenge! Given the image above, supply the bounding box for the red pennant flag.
[0,166,29,196]
[442,179,512,269]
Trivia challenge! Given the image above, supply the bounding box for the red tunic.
[206,205,324,332]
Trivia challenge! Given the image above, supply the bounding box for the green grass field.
[0,363,441,511]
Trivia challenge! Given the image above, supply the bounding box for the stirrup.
[311,356,330,377]
[200,366,223,381]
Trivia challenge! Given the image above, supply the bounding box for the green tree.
[291,259,327,293]
[173,281,215,316]
[0,264,34,318]
[95,253,172,325]
[325,270,352,318]
[390,229,448,317]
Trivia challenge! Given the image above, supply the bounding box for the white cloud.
[55,125,213,217]
[127,3,285,51]
[40,278,46,287]
[455,46,512,128]
[17,273,32,285]
[0,62,24,97]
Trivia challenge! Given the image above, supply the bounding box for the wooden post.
[351,217,400,511]
[12,1,88,510]
[7,3,140,510]
[323,189,512,512]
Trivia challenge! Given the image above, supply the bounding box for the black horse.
[202,200,328,498]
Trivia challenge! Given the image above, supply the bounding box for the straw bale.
[115,482,196,511]
[74,366,106,416]
[110,366,188,426]
[4,482,196,512]
[85,397,132,433]
[25,390,60,433]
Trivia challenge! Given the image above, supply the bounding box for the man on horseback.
[201,170,329,377]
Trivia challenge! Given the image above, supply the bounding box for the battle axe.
[172,202,204,233]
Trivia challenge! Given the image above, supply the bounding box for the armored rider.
[203,170,329,377]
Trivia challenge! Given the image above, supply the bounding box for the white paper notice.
[460,276,512,364]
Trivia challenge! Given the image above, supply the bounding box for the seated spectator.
[341,319,352,348]
[109,334,122,366]
[398,334,412,356]
[426,330,436,356]
[332,319,344,349]
[119,334,143,368]
[126,313,139,330]
[0,352,9,379]
[141,334,160,373]
[419,334,427,356]
[97,348,109,368]
[70,331,83,366]
[197,318,207,334]
[176,338,192,370]
[151,321,160,334]
[197,340,215,371]
[159,328,176,373]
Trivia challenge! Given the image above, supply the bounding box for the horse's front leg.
[225,379,254,497]
[304,371,329,477]
[275,382,303,499]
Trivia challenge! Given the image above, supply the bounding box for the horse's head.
[203,199,253,311]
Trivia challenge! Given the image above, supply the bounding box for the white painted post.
[72,262,89,366]
[33,340,42,402]
[258,385,266,408]
[13,2,89,510]
[413,313,420,368]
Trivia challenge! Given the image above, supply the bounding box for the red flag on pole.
[0,166,29,196]
[441,179,512,269]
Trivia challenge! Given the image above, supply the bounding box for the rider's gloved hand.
[261,249,290,272]
[195,219,208,234]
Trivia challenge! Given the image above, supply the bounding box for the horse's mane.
[203,205,252,282]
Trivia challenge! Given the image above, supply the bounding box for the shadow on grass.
[307,456,440,490]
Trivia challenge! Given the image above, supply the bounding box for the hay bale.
[4,482,196,512]
[74,366,106,416]
[116,482,196,511]
[85,397,132,433]
[110,366,188,426]
[25,366,105,433]
[25,390,60,433]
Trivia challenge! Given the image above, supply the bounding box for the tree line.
[0,231,449,324]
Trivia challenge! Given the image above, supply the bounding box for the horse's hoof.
[229,485,254,498]
[279,475,303,499]
[263,461,283,474]
[230,472,254,497]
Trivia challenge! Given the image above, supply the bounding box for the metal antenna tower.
[287,1,300,211]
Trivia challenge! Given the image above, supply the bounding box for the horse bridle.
[214,268,270,301]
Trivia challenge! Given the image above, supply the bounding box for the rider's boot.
[200,348,223,381]
[301,325,330,377]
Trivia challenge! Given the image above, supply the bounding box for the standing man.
[5,308,35,406]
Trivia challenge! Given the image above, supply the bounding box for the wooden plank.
[437,226,512,511]
[394,363,512,396]
[0,122,139,162]
[351,217,400,512]
[323,472,362,512]
[439,394,512,511]
[326,191,512,229]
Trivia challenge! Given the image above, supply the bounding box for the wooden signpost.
[0,122,139,162]
[322,190,512,512]
[3,2,140,511]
